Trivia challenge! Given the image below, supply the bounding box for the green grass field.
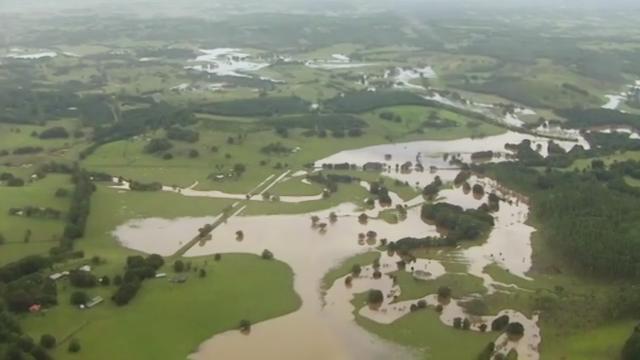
[22,254,301,360]
[0,174,72,262]
[354,293,496,359]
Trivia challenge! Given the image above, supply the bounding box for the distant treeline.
[324,91,429,113]
[197,96,310,117]
[556,108,640,129]
[264,114,367,134]
[483,159,640,278]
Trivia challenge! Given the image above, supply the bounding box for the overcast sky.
[1,0,638,15]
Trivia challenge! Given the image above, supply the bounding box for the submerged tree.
[367,290,384,305]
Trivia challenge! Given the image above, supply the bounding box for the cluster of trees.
[388,236,453,253]
[421,203,494,243]
[198,96,310,117]
[486,160,640,277]
[144,138,173,154]
[86,103,195,159]
[8,206,62,220]
[369,181,392,206]
[38,126,69,139]
[129,181,162,192]
[57,168,95,252]
[470,151,494,161]
[12,146,44,155]
[0,172,25,187]
[0,305,56,359]
[166,126,199,143]
[324,91,429,113]
[422,176,443,199]
[422,111,458,129]
[556,108,640,129]
[0,86,78,125]
[264,114,367,138]
[307,173,357,193]
[379,111,402,123]
[69,270,98,288]
[0,256,58,313]
[260,142,292,155]
[112,254,164,306]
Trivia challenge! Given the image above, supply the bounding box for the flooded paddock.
[111,135,547,359]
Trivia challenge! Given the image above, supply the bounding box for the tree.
[351,264,362,277]
[463,318,471,330]
[174,260,185,273]
[358,213,368,224]
[100,276,111,286]
[261,249,274,260]
[477,342,495,360]
[622,325,640,360]
[239,319,251,332]
[472,184,485,197]
[0,233,5,245]
[506,322,525,338]
[367,290,384,305]
[145,254,165,270]
[199,269,207,278]
[437,286,452,300]
[69,271,97,288]
[233,163,246,177]
[453,317,463,329]
[40,334,56,349]
[491,315,510,332]
[68,339,81,353]
[113,275,123,286]
[70,291,88,306]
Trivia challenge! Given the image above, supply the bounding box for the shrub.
[174,260,185,273]
[239,319,252,332]
[68,339,81,353]
[70,291,88,306]
[351,264,362,277]
[261,249,274,260]
[40,334,56,349]
[55,188,70,198]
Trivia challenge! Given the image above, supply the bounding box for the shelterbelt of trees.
[0,163,95,359]
[481,158,640,278]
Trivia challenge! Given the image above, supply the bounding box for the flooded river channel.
[110,132,563,359]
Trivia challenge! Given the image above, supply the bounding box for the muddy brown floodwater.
[111,134,556,359]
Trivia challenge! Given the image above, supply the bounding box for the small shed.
[86,296,104,308]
